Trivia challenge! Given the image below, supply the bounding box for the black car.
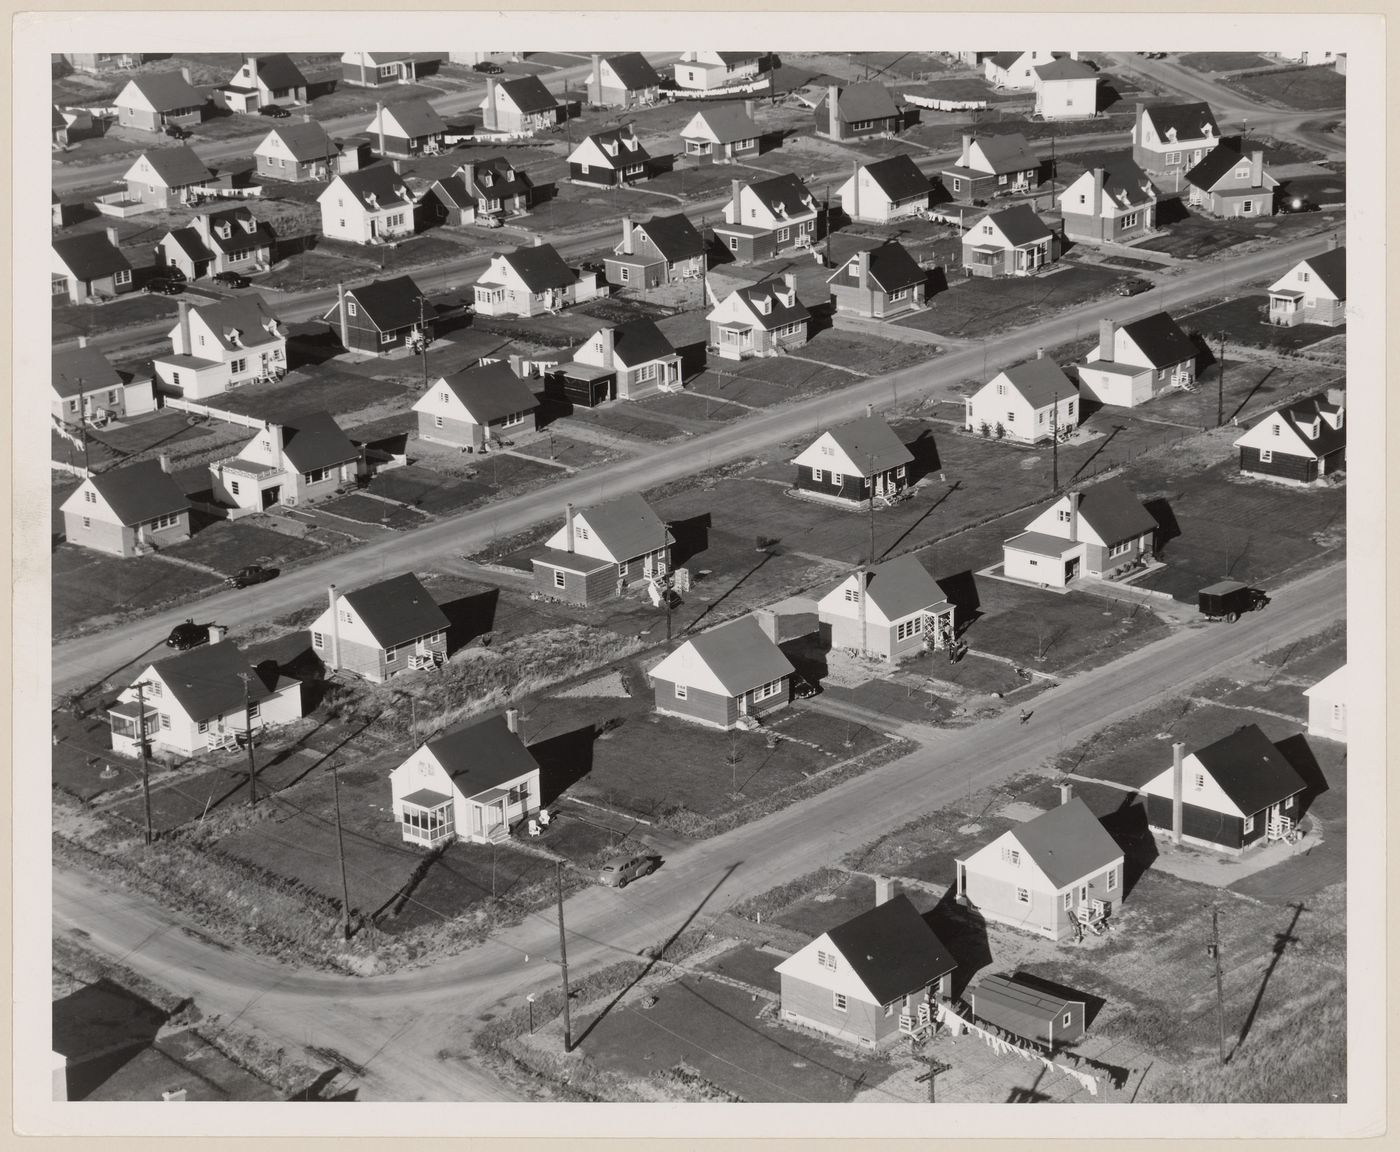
[145,277,184,295]
[163,123,191,139]
[229,564,275,589]
[258,104,291,118]
[1115,276,1153,297]
[166,620,210,650]
[213,271,250,288]
[473,61,504,74]
[1278,194,1319,214]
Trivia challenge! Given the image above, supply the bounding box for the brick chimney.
[730,178,743,223]
[1059,781,1073,805]
[327,584,341,669]
[177,301,192,353]
[509,353,524,377]
[483,77,499,131]
[744,99,755,120]
[505,706,520,735]
[850,159,861,220]
[1133,102,1144,143]
[622,216,634,254]
[827,84,841,139]
[855,565,868,653]
[159,453,171,473]
[1171,741,1185,845]
[960,133,972,167]
[1098,317,1115,362]
[874,875,895,906]
[336,282,349,348]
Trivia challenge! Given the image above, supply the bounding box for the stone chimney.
[1059,782,1073,806]
[483,77,499,131]
[855,247,870,287]
[1250,149,1263,188]
[850,159,861,220]
[327,585,341,669]
[960,133,972,167]
[596,326,615,368]
[180,66,192,87]
[874,875,896,906]
[1098,317,1115,362]
[336,283,349,348]
[159,453,171,473]
[1065,491,1080,543]
[1171,741,1185,845]
[505,706,520,735]
[622,216,635,254]
[105,226,121,248]
[730,178,743,223]
[177,301,192,353]
[564,503,575,552]
[827,84,841,139]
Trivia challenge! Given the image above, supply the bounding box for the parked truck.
[1197,580,1269,623]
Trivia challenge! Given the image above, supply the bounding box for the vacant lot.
[51,293,180,342]
[163,520,326,576]
[1177,52,1278,74]
[1136,213,1254,260]
[366,466,492,514]
[1224,66,1345,111]
[319,493,428,529]
[53,546,225,639]
[894,264,1121,340]
[204,366,416,424]
[1177,295,1342,353]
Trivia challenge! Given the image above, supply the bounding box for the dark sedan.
[166,620,210,650]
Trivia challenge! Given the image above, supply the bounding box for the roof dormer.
[215,220,233,239]
[225,327,244,347]
[753,293,772,315]
[365,192,379,208]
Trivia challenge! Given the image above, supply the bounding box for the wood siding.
[1239,446,1325,484]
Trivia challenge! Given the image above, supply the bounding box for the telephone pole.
[1217,334,1226,427]
[240,673,258,807]
[134,681,154,845]
[1050,389,1060,493]
[1210,905,1227,1065]
[331,764,352,939]
[914,1054,951,1102]
[867,450,877,564]
[418,295,431,389]
[556,860,573,1052]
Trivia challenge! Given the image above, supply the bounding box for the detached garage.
[968,973,1087,1049]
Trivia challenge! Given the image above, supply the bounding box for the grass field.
[212,366,416,424]
[52,546,224,639]
[1176,295,1343,353]
[1136,214,1254,260]
[163,520,326,576]
[366,466,492,514]
[894,265,1121,340]
[1224,66,1345,112]
[1176,52,1278,74]
[51,293,180,342]
[318,493,429,529]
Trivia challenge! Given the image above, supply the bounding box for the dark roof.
[342,573,450,648]
[1301,247,1345,297]
[430,174,475,210]
[577,127,651,169]
[341,275,426,332]
[164,226,214,262]
[428,714,541,797]
[634,213,705,262]
[499,75,559,114]
[971,133,1037,174]
[248,53,307,90]
[686,103,760,144]
[684,615,795,695]
[279,411,359,472]
[1184,141,1256,191]
[52,232,132,281]
[150,641,281,722]
[860,154,932,203]
[825,416,913,474]
[1011,797,1123,888]
[122,71,204,111]
[830,240,924,293]
[1034,58,1097,81]
[735,277,810,331]
[334,163,412,210]
[604,52,662,90]
[52,344,122,397]
[375,97,447,139]
[971,973,1082,1022]
[88,459,188,525]
[826,894,958,1006]
[438,361,539,422]
[462,156,533,201]
[603,318,676,367]
[1277,393,1346,457]
[999,357,1076,409]
[982,203,1053,246]
[1191,724,1308,815]
[988,51,1024,69]
[1074,477,1157,544]
[131,146,213,188]
[1142,101,1220,143]
[855,555,945,620]
[261,120,334,162]
[499,244,577,292]
[714,51,765,66]
[186,294,285,351]
[576,493,670,561]
[198,207,274,255]
[746,173,816,218]
[1120,311,1195,368]
[1092,155,1156,207]
[823,82,900,123]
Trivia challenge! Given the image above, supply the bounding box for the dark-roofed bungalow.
[412,361,541,450]
[1131,100,1222,176]
[1234,388,1346,485]
[837,155,935,225]
[1184,143,1278,218]
[827,240,927,320]
[310,572,450,681]
[156,206,275,281]
[52,343,156,424]
[790,412,914,507]
[52,229,134,304]
[122,147,224,209]
[324,275,432,356]
[1076,312,1197,407]
[473,242,603,317]
[941,132,1040,201]
[955,791,1125,941]
[1002,478,1157,587]
[424,157,536,228]
[533,493,673,605]
[961,203,1059,278]
[480,75,565,136]
[714,174,821,263]
[706,272,810,360]
[366,98,448,159]
[606,214,707,290]
[567,125,652,187]
[817,555,955,660]
[586,52,663,108]
[209,411,363,512]
[1139,726,1308,854]
[114,70,207,133]
[317,164,416,245]
[1056,157,1158,244]
[220,54,309,113]
[813,82,904,142]
[649,614,795,730]
[109,637,304,758]
[254,120,337,183]
[965,351,1079,443]
[680,103,763,164]
[1268,243,1345,327]
[775,886,957,1047]
[557,318,682,401]
[969,974,1087,1048]
[60,458,190,557]
[389,713,541,846]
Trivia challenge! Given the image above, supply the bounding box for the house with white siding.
[1001,478,1157,588]
[984,50,1070,91]
[961,204,1059,278]
[706,274,810,360]
[122,147,224,210]
[713,175,820,263]
[1267,243,1345,327]
[964,353,1078,443]
[472,243,603,317]
[219,54,308,113]
[1304,666,1346,744]
[317,164,416,244]
[586,53,663,108]
[1075,313,1197,408]
[254,120,338,183]
[60,459,190,558]
[817,555,955,661]
[209,411,363,512]
[156,206,276,281]
[837,155,934,224]
[680,103,763,164]
[365,98,448,158]
[1031,57,1099,119]
[309,573,450,682]
[52,230,134,305]
[1184,144,1278,218]
[52,343,157,425]
[672,51,768,92]
[480,76,565,135]
[152,297,288,399]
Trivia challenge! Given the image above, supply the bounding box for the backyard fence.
[162,397,267,430]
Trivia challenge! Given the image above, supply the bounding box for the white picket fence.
[163,397,267,430]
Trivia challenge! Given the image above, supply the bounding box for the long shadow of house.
[52,979,170,1102]
[530,725,598,806]
[937,569,982,634]
[1142,496,1181,557]
[924,887,992,1001]
[1274,732,1329,820]
[1098,793,1158,899]
[438,589,500,655]
[906,428,942,484]
[669,512,711,568]
[780,631,829,690]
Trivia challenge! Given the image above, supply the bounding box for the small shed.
[968,973,1086,1048]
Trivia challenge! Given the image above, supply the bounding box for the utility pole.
[331,764,352,939]
[1210,905,1226,1066]
[134,681,154,845]
[867,450,877,564]
[1050,389,1059,493]
[914,1055,951,1102]
[1217,334,1226,428]
[661,520,673,648]
[240,673,257,808]
[556,860,573,1052]
[418,295,430,390]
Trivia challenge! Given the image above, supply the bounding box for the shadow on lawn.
[1143,496,1181,556]
[531,725,598,807]
[925,889,992,1001]
[1274,733,1329,821]
[878,480,960,561]
[669,512,711,568]
[439,590,499,655]
[936,568,981,633]
[1098,794,1158,900]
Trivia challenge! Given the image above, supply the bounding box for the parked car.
[166,620,210,650]
[473,61,504,74]
[599,853,660,888]
[258,104,291,118]
[1278,194,1319,214]
[1116,276,1153,297]
[163,123,191,139]
[144,277,184,295]
[213,271,250,289]
[1197,580,1269,623]
[792,675,820,700]
[228,564,275,589]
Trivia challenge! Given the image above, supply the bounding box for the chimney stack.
[206,623,224,645]
[855,565,868,654]
[622,216,634,254]
[483,77,499,131]
[327,585,341,670]
[564,503,575,552]
[744,99,755,120]
[827,84,841,139]
[865,402,874,419]
[1098,317,1115,362]
[159,453,170,473]
[1250,149,1263,188]
[336,282,349,349]
[1171,741,1185,846]
[105,226,120,248]
[390,158,403,175]
[533,233,543,247]
[590,53,602,103]
[505,706,520,735]
[855,247,871,287]
[77,335,87,349]
[1065,491,1080,543]
[874,875,895,906]
[180,66,192,87]
[1036,346,1045,359]
[375,101,386,156]
[850,159,861,220]
[781,271,795,294]
[509,353,523,378]
[960,133,972,167]
[177,301,192,353]
[597,325,616,368]
[1059,782,1073,806]
[1327,233,1338,251]
[1091,167,1104,223]
[730,178,742,223]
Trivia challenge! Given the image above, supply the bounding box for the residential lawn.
[901,649,1040,698]
[162,520,327,576]
[516,181,686,236]
[1177,52,1278,74]
[817,679,961,726]
[51,294,180,342]
[893,265,1122,340]
[1224,66,1345,111]
[510,433,621,470]
[366,466,492,515]
[687,371,806,409]
[1176,295,1343,352]
[296,79,447,123]
[343,412,419,443]
[642,162,756,202]
[844,797,1022,889]
[634,391,749,424]
[322,233,477,277]
[799,329,936,375]
[1257,618,1345,678]
[572,296,683,325]
[771,872,890,937]
[318,493,429,529]
[213,366,417,423]
[696,943,785,995]
[52,546,224,639]
[92,411,224,457]
[383,841,559,933]
[1135,214,1255,260]
[1275,171,1346,206]
[562,405,685,443]
[256,252,359,294]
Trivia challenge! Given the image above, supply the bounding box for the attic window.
[1271,425,1280,436]
[982,223,993,234]
[844,587,859,602]
[1001,847,1020,866]
[820,445,834,456]
[996,384,1006,395]
[1058,509,1071,523]
[577,525,589,540]
[347,301,357,317]
[1235,167,1250,179]
[816,949,837,970]
[1194,772,1205,790]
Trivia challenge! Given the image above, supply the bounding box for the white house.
[480,75,564,135]
[52,343,157,425]
[60,458,189,558]
[566,319,683,400]
[220,54,308,113]
[817,555,955,661]
[586,52,663,107]
[1001,479,1157,588]
[389,713,542,847]
[567,126,651,187]
[309,573,451,682]
[107,640,304,759]
[122,147,222,210]
[1304,665,1346,744]
[472,243,602,318]
[706,274,810,360]
[152,297,288,400]
[1031,57,1098,119]
[680,103,762,164]
[1267,243,1345,327]
[317,164,416,245]
[1076,313,1197,408]
[965,353,1078,444]
[209,412,363,513]
[1057,158,1158,244]
[837,155,934,225]
[672,50,767,92]
[984,50,1071,91]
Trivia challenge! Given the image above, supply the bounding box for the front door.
[369,217,378,240]
[472,805,483,838]
[261,485,280,510]
[737,693,749,717]
[1065,556,1080,583]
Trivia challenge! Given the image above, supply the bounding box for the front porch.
[399,788,456,847]
[1268,289,1304,326]
[107,700,157,756]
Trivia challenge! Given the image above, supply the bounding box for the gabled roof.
[1121,311,1195,368]
[1303,664,1345,701]
[852,555,945,621]
[52,232,132,281]
[122,71,204,111]
[1087,155,1156,207]
[860,154,932,203]
[604,318,676,366]
[496,244,577,292]
[714,51,765,66]
[279,411,359,472]
[686,103,760,144]
[1273,393,1346,457]
[824,82,901,123]
[149,642,282,723]
[336,275,425,332]
[430,174,475,210]
[427,714,541,797]
[331,163,413,211]
[825,894,958,1006]
[197,207,274,254]
[973,132,1037,174]
[1184,142,1262,191]
[84,459,187,525]
[746,173,816,218]
[633,214,706,262]
[185,295,285,352]
[654,615,795,697]
[342,572,449,648]
[828,240,925,294]
[1072,477,1157,544]
[1191,724,1308,815]
[499,75,559,114]
[1034,57,1097,81]
[164,226,214,263]
[128,146,213,188]
[1010,797,1123,889]
[971,973,1081,1021]
[822,416,913,475]
[1299,247,1346,297]
[1142,101,1220,143]
[988,51,1025,70]
[436,361,539,423]
[604,52,662,90]
[997,356,1076,409]
[461,156,534,200]
[260,120,334,161]
[577,492,669,561]
[574,127,651,169]
[731,277,810,332]
[371,97,447,139]
[979,203,1053,246]
[52,344,123,398]
[245,53,307,90]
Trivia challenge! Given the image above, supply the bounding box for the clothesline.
[933,1001,1101,1098]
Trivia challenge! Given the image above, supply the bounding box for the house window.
[1109,540,1132,557]
[312,631,324,649]
[1271,425,1281,436]
[172,372,181,386]
[1015,887,1029,904]
[895,618,919,642]
[1001,847,1020,866]
[1063,1012,1072,1026]
[197,720,208,734]
[1242,200,1254,214]
[1243,814,1255,834]
[501,411,526,428]
[675,683,688,700]
[1194,772,1205,790]
[159,713,171,730]
[843,586,858,602]
[381,331,396,345]
[340,609,352,624]
[114,269,132,286]
[553,570,566,589]
[81,516,91,530]
[889,288,909,302]
[1107,868,1118,892]
[1079,884,1088,902]
[620,267,630,283]
[812,468,825,483]
[830,472,843,486]
[303,467,330,484]
[1300,272,1310,283]
[149,513,181,530]
[1063,891,1073,910]
[579,163,590,175]
[347,300,357,317]
[833,992,847,1012]
[754,679,783,701]
[997,174,1008,186]
[1259,449,1273,463]
[231,358,248,374]
[1331,704,1342,722]
[230,480,241,496]
[884,1002,894,1018]
[1165,151,1182,165]
[1235,167,1250,179]
[729,237,739,251]
[953,178,962,193]
[777,227,790,242]
[384,645,398,661]
[1121,212,1140,229]
[1006,412,1015,423]
[84,489,96,503]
